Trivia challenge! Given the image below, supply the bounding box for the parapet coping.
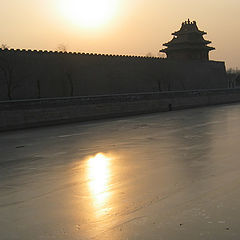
[0,48,164,60]
[0,49,225,64]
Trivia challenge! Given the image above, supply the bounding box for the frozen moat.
[1,104,240,240]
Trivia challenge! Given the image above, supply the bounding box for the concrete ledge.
[1,89,240,131]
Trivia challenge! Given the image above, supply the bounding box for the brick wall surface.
[0,49,228,101]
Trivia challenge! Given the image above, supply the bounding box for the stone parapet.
[1,89,240,131]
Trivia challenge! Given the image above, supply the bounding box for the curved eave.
[159,48,168,53]
[172,30,207,36]
[164,39,212,47]
[160,46,215,53]
[208,47,216,51]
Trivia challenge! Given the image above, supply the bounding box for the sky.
[0,0,239,69]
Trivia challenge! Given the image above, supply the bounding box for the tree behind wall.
[0,55,15,100]
[57,44,68,52]
[227,68,240,88]
[1,44,9,50]
[0,44,15,100]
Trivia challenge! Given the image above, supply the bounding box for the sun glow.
[60,0,119,29]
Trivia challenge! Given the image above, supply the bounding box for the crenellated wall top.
[0,48,165,61]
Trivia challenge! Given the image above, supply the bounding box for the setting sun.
[60,0,119,29]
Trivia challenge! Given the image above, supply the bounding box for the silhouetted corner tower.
[160,19,215,61]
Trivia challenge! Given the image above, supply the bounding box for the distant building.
[160,19,215,61]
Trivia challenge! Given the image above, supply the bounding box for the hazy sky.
[1,0,239,68]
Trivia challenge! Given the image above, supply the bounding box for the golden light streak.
[87,153,112,216]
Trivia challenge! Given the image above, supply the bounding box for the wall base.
[1,89,240,131]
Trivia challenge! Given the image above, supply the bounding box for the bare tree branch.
[1,44,9,50]
[57,44,68,52]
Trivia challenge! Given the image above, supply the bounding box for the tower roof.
[173,19,207,36]
[163,35,212,47]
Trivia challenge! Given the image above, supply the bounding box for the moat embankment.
[1,88,240,131]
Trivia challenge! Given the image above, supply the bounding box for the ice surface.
[1,104,240,240]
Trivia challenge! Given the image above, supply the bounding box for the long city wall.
[1,88,240,131]
[0,49,228,101]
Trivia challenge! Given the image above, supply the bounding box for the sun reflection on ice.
[87,153,112,216]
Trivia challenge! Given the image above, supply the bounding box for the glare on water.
[87,153,112,216]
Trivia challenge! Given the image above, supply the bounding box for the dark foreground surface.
[1,104,240,240]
